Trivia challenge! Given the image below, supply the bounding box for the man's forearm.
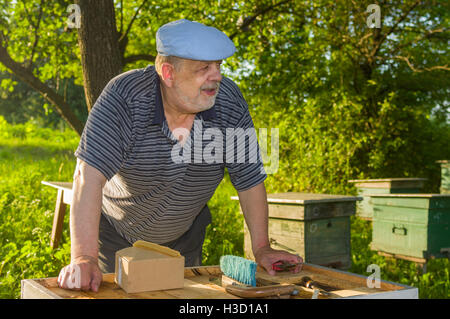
[237,182,270,255]
[70,160,106,262]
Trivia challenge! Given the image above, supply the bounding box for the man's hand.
[237,183,303,276]
[254,245,303,276]
[57,255,102,292]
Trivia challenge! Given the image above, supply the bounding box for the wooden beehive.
[232,193,362,270]
[348,178,427,220]
[437,160,450,194]
[370,193,450,263]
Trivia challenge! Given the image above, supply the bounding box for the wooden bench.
[41,181,73,249]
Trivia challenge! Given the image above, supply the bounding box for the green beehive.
[348,178,427,220]
[370,194,450,262]
[437,160,450,194]
[232,193,362,270]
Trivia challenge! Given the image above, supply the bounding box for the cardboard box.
[114,245,185,294]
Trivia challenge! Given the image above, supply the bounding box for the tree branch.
[229,0,292,40]
[394,55,449,73]
[370,0,420,58]
[388,27,447,56]
[118,0,148,44]
[123,53,155,65]
[0,36,84,135]
[28,0,44,69]
[20,0,36,29]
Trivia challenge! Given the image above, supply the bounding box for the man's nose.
[208,63,222,82]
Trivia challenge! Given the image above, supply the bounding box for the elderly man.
[58,19,302,292]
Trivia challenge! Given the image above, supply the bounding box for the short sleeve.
[74,84,133,180]
[225,98,267,192]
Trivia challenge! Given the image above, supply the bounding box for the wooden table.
[21,264,418,299]
[41,181,73,249]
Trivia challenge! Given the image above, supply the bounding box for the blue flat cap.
[156,19,236,61]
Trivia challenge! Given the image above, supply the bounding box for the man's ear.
[161,62,175,87]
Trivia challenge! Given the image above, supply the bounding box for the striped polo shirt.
[75,65,267,244]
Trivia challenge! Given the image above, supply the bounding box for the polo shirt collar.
[151,74,164,125]
[151,71,217,125]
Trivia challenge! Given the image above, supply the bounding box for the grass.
[349,216,450,298]
[0,118,448,299]
[0,118,78,298]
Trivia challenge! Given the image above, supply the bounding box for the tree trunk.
[75,0,123,112]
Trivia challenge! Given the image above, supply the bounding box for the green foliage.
[255,89,450,196]
[0,0,88,128]
[0,121,449,299]
[0,0,80,82]
[237,0,450,195]
[0,72,88,128]
[202,174,243,264]
[0,118,77,298]
[0,0,449,299]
